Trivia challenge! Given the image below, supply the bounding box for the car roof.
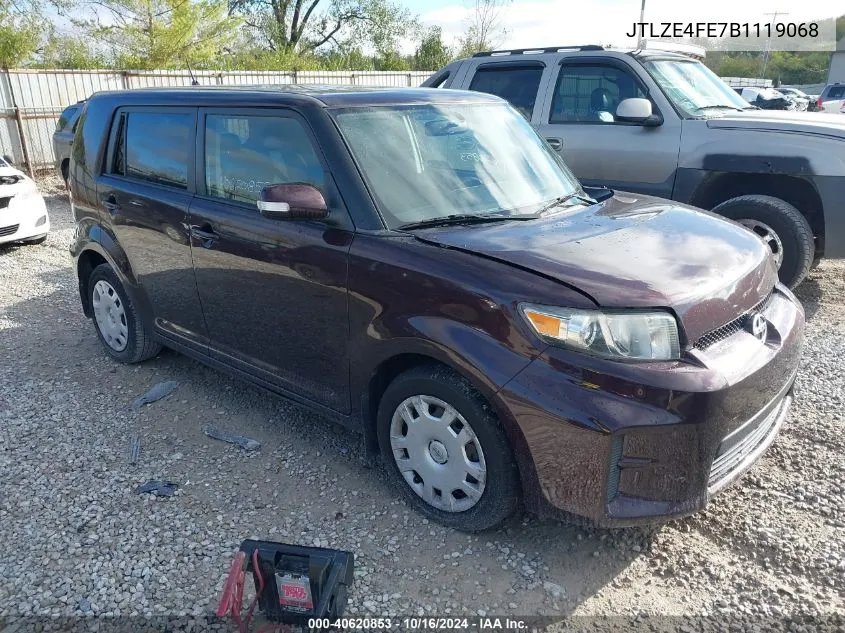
[86,85,503,108]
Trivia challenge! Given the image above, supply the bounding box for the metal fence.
[0,69,434,176]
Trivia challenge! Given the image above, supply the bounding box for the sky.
[402,0,844,53]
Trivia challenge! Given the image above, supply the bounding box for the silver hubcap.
[92,280,128,351]
[738,219,784,269]
[389,395,486,513]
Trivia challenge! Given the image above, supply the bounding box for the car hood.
[411,193,777,342]
[706,109,845,139]
[0,166,36,195]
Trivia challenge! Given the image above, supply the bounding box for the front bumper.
[496,284,804,527]
[0,194,49,244]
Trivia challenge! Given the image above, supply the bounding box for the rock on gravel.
[0,179,843,627]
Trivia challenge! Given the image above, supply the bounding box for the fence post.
[121,71,130,90]
[407,73,412,87]
[13,107,33,179]
[5,72,34,178]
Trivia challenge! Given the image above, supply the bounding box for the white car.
[0,157,49,246]
[817,83,845,114]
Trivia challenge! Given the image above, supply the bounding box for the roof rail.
[472,45,603,57]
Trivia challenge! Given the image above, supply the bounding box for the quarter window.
[550,64,648,123]
[113,111,191,189]
[204,114,324,204]
[468,65,544,119]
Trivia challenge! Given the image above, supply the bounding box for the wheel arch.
[690,171,825,258]
[361,348,534,498]
[74,237,153,326]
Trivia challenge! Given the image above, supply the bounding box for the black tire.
[88,263,161,363]
[711,195,813,288]
[376,364,521,531]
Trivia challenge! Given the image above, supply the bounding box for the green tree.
[81,0,240,69]
[39,32,106,68]
[413,26,450,70]
[0,10,42,67]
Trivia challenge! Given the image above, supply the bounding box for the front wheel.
[711,195,813,288]
[377,365,521,531]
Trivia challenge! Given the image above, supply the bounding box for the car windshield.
[643,59,753,116]
[332,102,582,228]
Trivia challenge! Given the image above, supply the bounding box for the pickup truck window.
[468,64,544,120]
[550,64,647,123]
[643,59,751,117]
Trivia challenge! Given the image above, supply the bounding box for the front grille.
[694,296,770,350]
[0,224,19,237]
[708,395,787,490]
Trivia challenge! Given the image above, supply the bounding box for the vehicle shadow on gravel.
[1,268,651,617]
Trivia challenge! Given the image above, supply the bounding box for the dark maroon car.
[69,86,804,531]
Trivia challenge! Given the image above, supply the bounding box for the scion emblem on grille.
[748,313,768,342]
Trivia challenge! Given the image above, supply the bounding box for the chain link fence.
[0,69,434,176]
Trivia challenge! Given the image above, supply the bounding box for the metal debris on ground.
[134,480,178,497]
[132,381,179,408]
[128,435,141,464]
[204,425,261,452]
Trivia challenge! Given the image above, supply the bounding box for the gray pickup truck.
[424,46,845,287]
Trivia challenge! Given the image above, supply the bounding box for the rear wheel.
[89,263,160,363]
[711,195,813,288]
[377,365,520,531]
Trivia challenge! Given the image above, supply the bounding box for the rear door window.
[112,111,192,189]
[468,64,544,119]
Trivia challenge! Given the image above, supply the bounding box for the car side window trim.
[103,106,198,193]
[549,57,658,126]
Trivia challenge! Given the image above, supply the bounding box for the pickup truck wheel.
[377,365,520,532]
[89,263,161,363]
[711,195,813,289]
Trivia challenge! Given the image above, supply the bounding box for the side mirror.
[616,98,662,127]
[257,183,328,220]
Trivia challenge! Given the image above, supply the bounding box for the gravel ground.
[0,179,843,629]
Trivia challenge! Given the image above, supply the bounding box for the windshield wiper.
[536,192,595,216]
[397,214,532,230]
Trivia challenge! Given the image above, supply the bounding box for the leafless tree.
[457,0,510,56]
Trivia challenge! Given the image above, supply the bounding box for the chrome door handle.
[546,137,563,151]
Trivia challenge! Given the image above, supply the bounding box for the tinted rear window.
[56,106,79,132]
[825,86,844,100]
[468,65,544,119]
[116,112,191,189]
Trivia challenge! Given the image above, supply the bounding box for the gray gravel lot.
[0,180,843,627]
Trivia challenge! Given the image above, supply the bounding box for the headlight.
[520,304,681,361]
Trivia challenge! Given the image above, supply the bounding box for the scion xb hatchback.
[69,86,804,531]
